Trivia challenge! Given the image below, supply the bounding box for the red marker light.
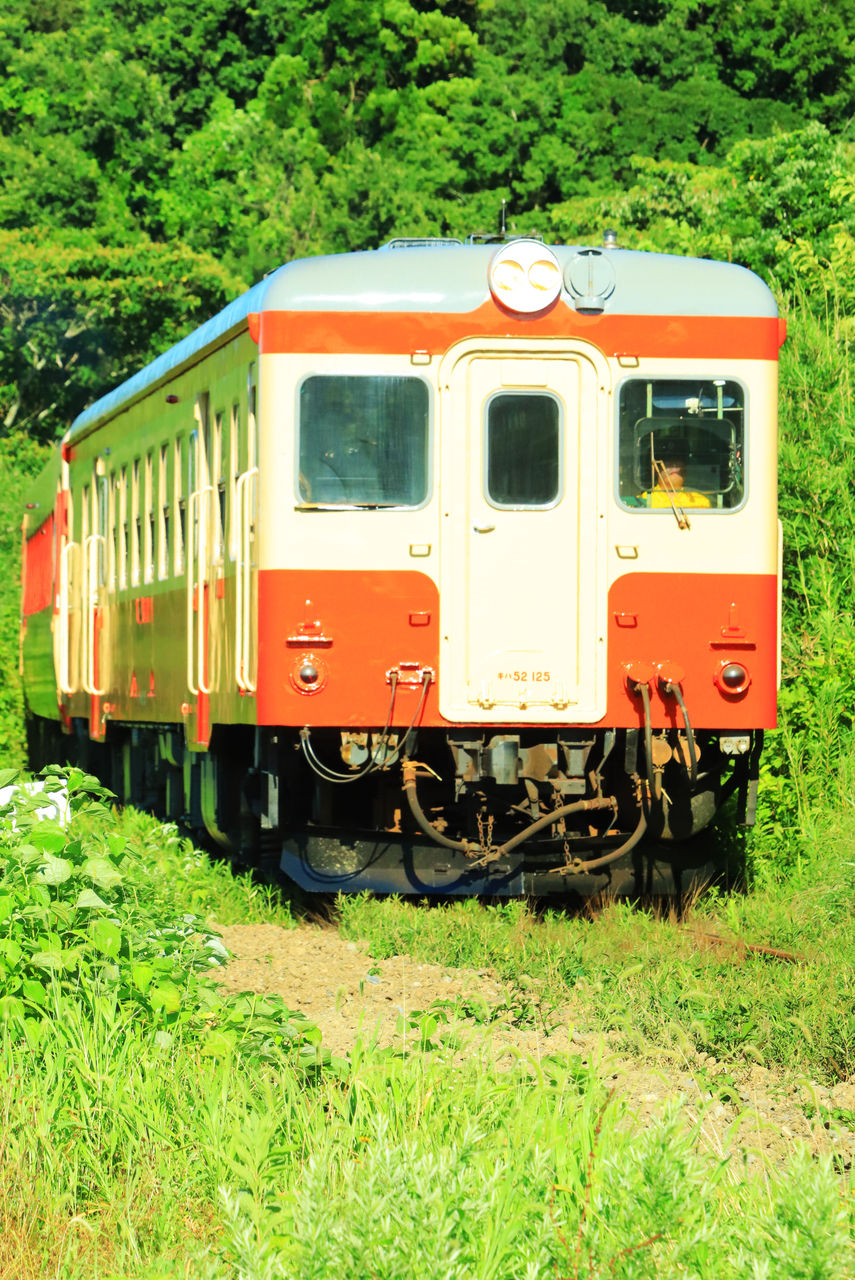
[715,662,750,695]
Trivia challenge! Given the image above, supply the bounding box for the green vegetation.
[1,779,852,1278]
[1,1,855,1274]
[1,1,854,441]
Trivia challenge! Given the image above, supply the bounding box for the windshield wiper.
[295,501,404,511]
[651,459,691,531]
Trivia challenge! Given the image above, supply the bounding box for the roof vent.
[603,228,619,249]
[380,237,463,250]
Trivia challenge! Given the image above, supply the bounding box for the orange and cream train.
[20,234,783,895]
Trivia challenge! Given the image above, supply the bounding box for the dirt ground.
[213,920,855,1174]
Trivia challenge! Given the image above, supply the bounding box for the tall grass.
[1,1006,851,1280]
[752,284,855,875]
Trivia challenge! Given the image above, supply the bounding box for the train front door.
[438,340,609,725]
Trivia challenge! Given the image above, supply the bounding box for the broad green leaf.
[0,939,22,966]
[22,978,46,1005]
[23,1017,43,1051]
[0,996,24,1020]
[80,856,123,890]
[0,894,13,924]
[36,851,72,885]
[131,963,155,993]
[297,1043,328,1066]
[200,1029,235,1057]
[149,982,181,1014]
[91,918,122,958]
[418,1014,438,1041]
[29,822,69,854]
[0,769,19,790]
[75,888,109,910]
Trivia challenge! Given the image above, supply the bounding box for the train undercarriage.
[27,713,762,898]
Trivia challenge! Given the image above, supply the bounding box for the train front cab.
[20,240,780,900]
[260,278,779,897]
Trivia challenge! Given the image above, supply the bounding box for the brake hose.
[661,679,699,786]
[634,679,660,804]
[402,759,616,860]
[301,671,432,785]
[557,804,648,876]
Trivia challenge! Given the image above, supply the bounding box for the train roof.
[68,240,778,442]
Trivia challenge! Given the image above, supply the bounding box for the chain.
[476,809,494,855]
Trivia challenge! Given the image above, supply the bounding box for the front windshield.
[298,374,429,507]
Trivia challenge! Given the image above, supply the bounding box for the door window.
[485,392,561,508]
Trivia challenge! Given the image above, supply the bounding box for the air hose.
[301,671,432,785]
[661,679,699,786]
[402,759,618,864]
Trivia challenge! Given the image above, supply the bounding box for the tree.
[0,230,244,442]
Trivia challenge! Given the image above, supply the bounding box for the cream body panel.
[257,353,441,580]
[60,331,260,734]
[606,357,779,581]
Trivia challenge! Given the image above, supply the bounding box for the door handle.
[472,524,496,533]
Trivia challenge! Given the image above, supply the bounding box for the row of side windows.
[77,372,257,593]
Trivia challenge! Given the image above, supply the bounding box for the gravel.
[212,920,855,1173]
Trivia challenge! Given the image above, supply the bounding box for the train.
[20,232,784,896]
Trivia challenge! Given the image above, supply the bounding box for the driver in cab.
[642,453,711,509]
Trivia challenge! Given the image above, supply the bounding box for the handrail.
[186,490,199,695]
[82,533,106,695]
[234,466,258,692]
[186,485,214,697]
[57,540,78,695]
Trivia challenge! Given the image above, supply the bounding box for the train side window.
[485,392,561,508]
[118,466,128,589]
[81,483,90,552]
[144,450,155,583]
[93,470,107,589]
[213,410,225,559]
[247,366,257,472]
[617,379,745,511]
[298,375,429,507]
[228,403,239,559]
[107,472,117,590]
[174,439,185,575]
[131,459,142,586]
[158,444,169,579]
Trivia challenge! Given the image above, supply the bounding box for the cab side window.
[617,379,745,511]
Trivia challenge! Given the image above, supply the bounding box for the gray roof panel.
[68,242,777,442]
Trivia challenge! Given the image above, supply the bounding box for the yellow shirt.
[641,488,711,508]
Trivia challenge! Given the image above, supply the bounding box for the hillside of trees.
[1,0,854,442]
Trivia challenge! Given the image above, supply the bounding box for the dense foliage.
[1,9,855,1272]
[1,0,854,439]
